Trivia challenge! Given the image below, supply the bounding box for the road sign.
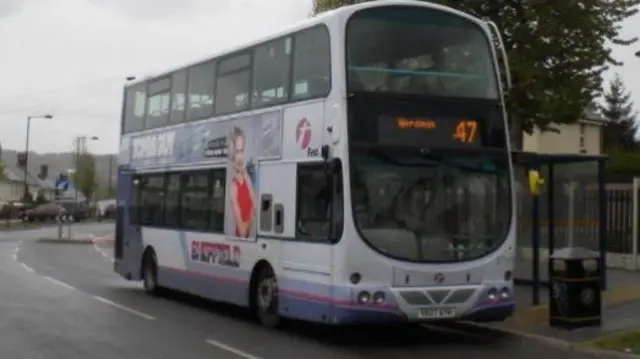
[56,179,69,191]
[55,172,69,191]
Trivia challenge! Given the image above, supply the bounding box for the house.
[523,108,604,155]
[0,163,56,202]
[56,186,87,202]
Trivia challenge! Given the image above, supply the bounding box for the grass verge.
[587,330,640,354]
[0,219,102,230]
[0,221,42,229]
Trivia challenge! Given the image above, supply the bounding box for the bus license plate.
[417,307,456,319]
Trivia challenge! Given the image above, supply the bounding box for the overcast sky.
[0,0,638,155]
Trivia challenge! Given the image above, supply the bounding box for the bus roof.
[125,0,486,89]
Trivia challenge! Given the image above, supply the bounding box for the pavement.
[528,300,640,343]
[0,222,634,358]
[499,262,640,337]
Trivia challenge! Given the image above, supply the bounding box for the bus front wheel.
[142,250,160,295]
[254,266,280,328]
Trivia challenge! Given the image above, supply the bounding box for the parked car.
[0,201,28,220]
[102,203,116,220]
[23,203,65,222]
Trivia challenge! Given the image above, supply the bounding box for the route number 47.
[453,120,478,144]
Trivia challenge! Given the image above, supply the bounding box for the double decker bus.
[115,0,516,327]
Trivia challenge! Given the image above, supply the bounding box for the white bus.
[114,0,516,327]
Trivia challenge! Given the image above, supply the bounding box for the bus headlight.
[373,291,386,304]
[357,291,371,304]
[487,287,499,302]
[500,287,510,299]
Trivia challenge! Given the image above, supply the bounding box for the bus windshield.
[350,147,511,263]
[346,5,498,99]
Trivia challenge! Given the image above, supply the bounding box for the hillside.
[1,148,117,189]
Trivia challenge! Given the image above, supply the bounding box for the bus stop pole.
[567,182,576,247]
[632,177,639,271]
[547,165,555,285]
[58,216,63,240]
[66,219,72,240]
[532,192,541,305]
[529,167,543,306]
[597,159,607,290]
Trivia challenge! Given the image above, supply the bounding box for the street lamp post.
[107,154,115,198]
[23,114,53,199]
[74,135,99,202]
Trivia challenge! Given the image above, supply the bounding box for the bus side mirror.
[321,144,330,161]
[331,158,342,175]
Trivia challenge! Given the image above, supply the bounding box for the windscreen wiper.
[365,147,440,167]
[360,145,505,173]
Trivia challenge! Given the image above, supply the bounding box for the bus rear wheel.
[142,251,160,295]
[254,266,280,328]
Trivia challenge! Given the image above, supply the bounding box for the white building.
[523,109,604,155]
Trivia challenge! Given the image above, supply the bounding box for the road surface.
[1,223,589,358]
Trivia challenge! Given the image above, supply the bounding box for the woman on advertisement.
[229,125,256,238]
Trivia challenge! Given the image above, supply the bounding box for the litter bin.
[548,247,602,330]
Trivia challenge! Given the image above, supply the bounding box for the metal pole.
[547,164,555,290]
[632,177,639,270]
[75,136,81,202]
[567,182,576,247]
[532,192,541,305]
[597,159,607,290]
[67,219,72,240]
[108,154,114,197]
[23,116,31,198]
[58,215,63,240]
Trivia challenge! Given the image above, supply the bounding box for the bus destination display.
[377,115,483,147]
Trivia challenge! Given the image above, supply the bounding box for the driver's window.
[295,163,343,241]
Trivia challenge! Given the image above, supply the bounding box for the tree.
[94,186,117,200]
[311,0,640,149]
[73,152,98,203]
[601,74,638,151]
[21,192,34,205]
[35,191,48,205]
[0,160,5,180]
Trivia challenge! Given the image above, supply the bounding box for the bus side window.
[259,194,273,232]
[123,83,146,133]
[292,25,331,101]
[209,168,226,233]
[295,162,342,241]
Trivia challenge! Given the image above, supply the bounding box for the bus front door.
[114,169,143,280]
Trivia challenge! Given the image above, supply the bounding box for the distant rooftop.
[2,163,52,188]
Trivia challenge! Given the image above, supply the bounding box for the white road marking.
[92,295,156,320]
[91,235,114,262]
[43,275,76,290]
[20,262,35,273]
[205,339,262,359]
[14,237,153,322]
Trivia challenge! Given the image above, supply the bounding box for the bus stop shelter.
[511,151,608,305]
